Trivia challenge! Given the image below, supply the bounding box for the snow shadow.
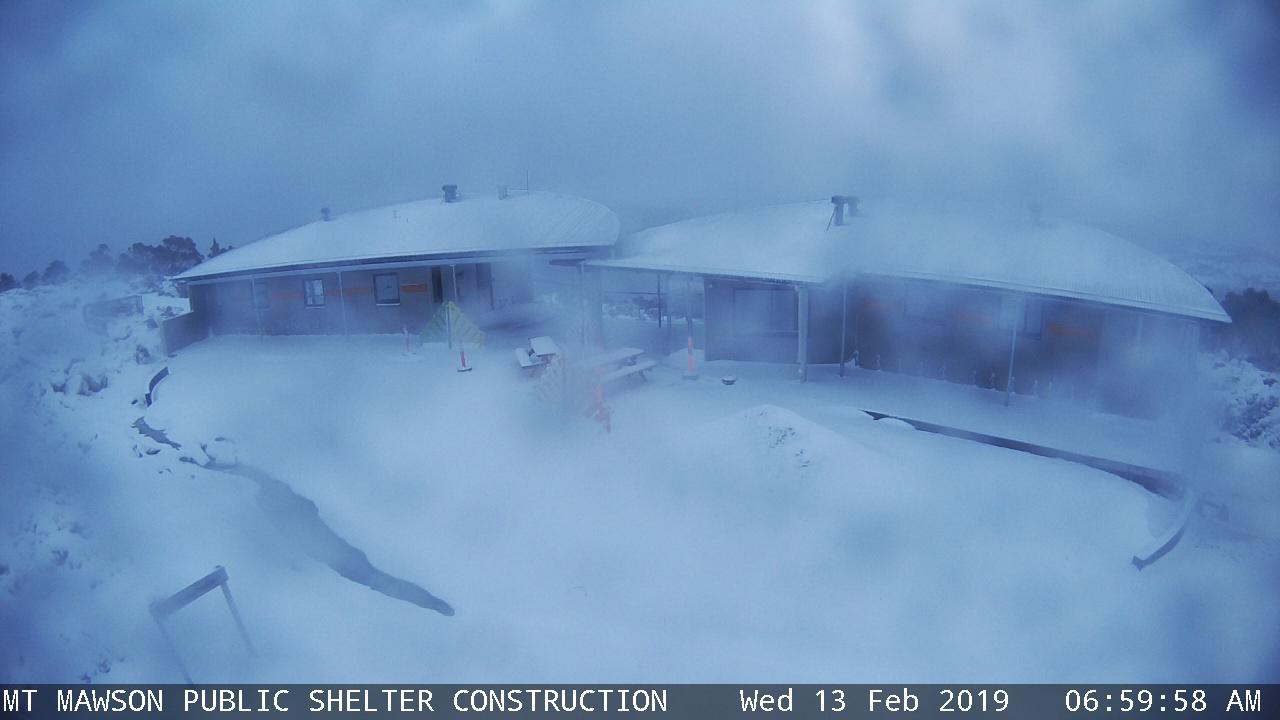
[131,417,453,616]
[208,461,455,617]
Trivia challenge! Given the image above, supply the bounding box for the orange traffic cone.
[591,380,611,433]
[683,336,698,379]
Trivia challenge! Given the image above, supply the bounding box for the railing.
[82,294,143,331]
[160,311,208,356]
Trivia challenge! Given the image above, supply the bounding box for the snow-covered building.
[589,197,1230,416]
[174,187,619,337]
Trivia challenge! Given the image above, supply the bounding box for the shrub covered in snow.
[1204,352,1280,450]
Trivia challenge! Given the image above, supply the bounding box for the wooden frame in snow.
[148,565,254,684]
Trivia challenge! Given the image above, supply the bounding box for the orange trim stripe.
[1047,322,1096,339]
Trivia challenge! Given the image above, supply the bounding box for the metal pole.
[578,263,587,346]
[701,276,707,345]
[656,273,662,329]
[684,275,694,342]
[219,581,256,656]
[337,272,348,338]
[664,274,673,355]
[584,265,604,348]
[797,285,810,382]
[448,264,458,349]
[1004,312,1019,406]
[839,274,848,377]
[152,617,194,685]
[250,277,263,339]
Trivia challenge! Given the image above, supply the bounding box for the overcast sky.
[1,0,1277,275]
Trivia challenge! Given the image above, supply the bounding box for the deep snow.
[2,280,1278,683]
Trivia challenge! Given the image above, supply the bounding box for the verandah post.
[839,273,848,377]
[1004,296,1021,406]
[337,271,349,338]
[797,284,810,382]
[250,276,264,340]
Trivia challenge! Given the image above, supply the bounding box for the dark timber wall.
[701,274,1202,417]
[194,261,535,337]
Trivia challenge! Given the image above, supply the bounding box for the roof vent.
[497,185,509,200]
[830,195,858,226]
[321,207,331,222]
[442,184,459,203]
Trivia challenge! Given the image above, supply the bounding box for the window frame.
[732,285,798,336]
[904,283,949,323]
[998,295,1043,337]
[430,267,444,303]
[373,273,401,306]
[252,281,270,310]
[303,278,326,308]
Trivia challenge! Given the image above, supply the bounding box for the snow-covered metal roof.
[176,190,620,281]
[590,200,1230,322]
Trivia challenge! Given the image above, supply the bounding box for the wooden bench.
[598,358,657,385]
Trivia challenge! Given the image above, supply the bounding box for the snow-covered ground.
[1204,353,1280,451]
[2,281,1278,683]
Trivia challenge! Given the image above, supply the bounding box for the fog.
[5,1,1280,690]
[2,0,1278,275]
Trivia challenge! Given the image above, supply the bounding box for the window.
[252,281,269,310]
[733,286,797,334]
[373,273,400,305]
[1023,299,1043,335]
[905,284,948,321]
[303,278,325,307]
[430,267,444,303]
[999,296,1042,335]
[475,264,494,309]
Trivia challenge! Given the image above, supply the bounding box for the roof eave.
[175,244,612,284]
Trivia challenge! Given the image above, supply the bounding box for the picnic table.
[578,346,656,385]
[516,336,562,374]
[530,336,560,359]
[579,347,644,370]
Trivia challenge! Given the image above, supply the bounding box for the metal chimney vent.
[321,207,331,222]
[830,195,859,226]
[497,185,509,200]
[442,184,459,203]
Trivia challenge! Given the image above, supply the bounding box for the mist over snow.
[2,274,1279,682]
[1,0,1279,274]
[2,0,1280,686]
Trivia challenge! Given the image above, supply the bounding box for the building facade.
[590,197,1227,417]
[175,189,619,339]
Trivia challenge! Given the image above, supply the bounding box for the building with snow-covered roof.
[173,187,619,339]
[588,197,1229,417]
